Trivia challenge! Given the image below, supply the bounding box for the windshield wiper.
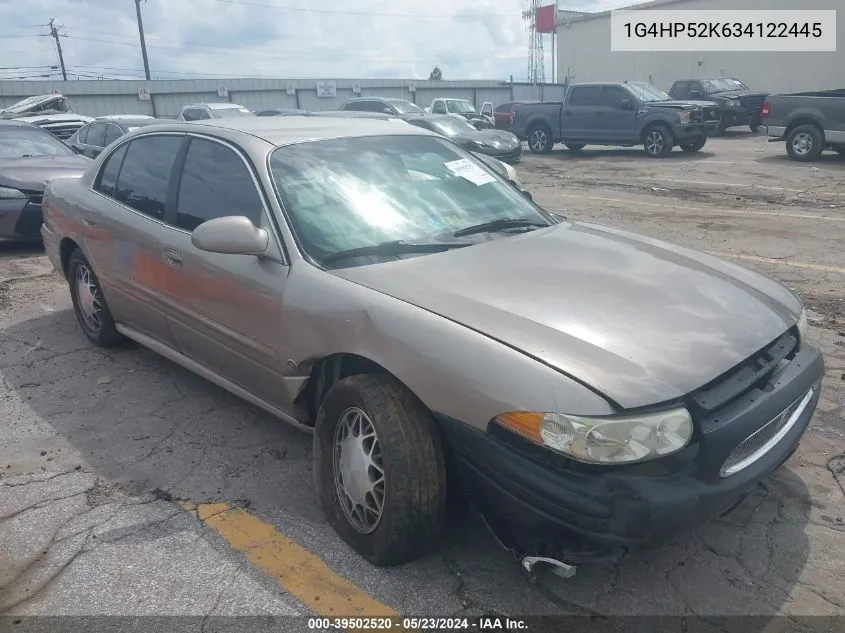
[453,217,548,238]
[321,240,470,265]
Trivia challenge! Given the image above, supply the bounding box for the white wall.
[557,0,845,94]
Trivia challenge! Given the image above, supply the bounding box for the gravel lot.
[1,131,843,626]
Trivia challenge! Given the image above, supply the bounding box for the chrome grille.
[704,106,721,122]
[720,389,813,477]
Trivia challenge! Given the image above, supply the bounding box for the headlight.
[678,111,692,124]
[0,186,26,200]
[494,408,693,465]
[796,308,808,344]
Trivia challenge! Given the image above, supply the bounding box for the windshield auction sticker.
[610,10,836,51]
[444,159,495,186]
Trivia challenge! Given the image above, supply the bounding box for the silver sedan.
[42,117,824,571]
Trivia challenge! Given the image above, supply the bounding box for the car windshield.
[211,107,254,119]
[448,100,477,114]
[268,135,549,268]
[702,78,749,93]
[626,83,672,102]
[430,116,478,136]
[0,125,75,158]
[390,101,424,115]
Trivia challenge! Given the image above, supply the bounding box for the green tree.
[429,66,442,81]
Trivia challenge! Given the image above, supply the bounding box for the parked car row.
[27,113,823,577]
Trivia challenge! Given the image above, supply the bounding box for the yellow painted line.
[708,252,845,274]
[545,193,845,222]
[183,502,398,617]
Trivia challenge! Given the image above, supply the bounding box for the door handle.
[163,248,183,268]
[82,216,96,228]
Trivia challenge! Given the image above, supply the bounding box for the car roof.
[94,116,161,126]
[0,119,35,128]
[406,114,458,122]
[143,116,434,146]
[96,114,156,120]
[183,102,246,110]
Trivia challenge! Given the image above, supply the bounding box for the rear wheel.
[786,124,824,162]
[564,143,585,151]
[67,249,123,347]
[643,125,674,158]
[527,124,554,154]
[750,124,759,133]
[313,374,447,566]
[680,136,707,153]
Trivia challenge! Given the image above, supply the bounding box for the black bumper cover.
[437,344,824,550]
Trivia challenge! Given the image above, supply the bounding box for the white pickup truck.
[0,94,92,140]
[424,98,494,129]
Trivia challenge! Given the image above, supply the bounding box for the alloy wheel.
[75,264,103,332]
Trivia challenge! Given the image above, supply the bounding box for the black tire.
[313,374,447,566]
[713,120,728,137]
[680,136,707,153]
[527,124,554,154]
[833,145,845,156]
[786,124,824,162]
[750,124,759,133]
[564,143,585,151]
[643,124,674,158]
[67,249,124,347]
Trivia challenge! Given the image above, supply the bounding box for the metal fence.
[0,78,568,118]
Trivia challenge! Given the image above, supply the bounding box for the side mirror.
[620,99,634,110]
[191,216,269,255]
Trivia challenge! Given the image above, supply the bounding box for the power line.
[61,34,504,63]
[215,0,517,19]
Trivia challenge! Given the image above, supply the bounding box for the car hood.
[647,100,701,110]
[0,155,91,191]
[455,129,520,147]
[333,221,801,409]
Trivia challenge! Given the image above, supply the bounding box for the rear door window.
[104,124,123,146]
[114,135,183,220]
[568,86,603,106]
[85,123,107,148]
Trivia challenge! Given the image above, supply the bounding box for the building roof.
[182,115,432,146]
[559,0,690,25]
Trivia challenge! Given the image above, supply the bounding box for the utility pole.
[48,18,67,81]
[135,0,151,80]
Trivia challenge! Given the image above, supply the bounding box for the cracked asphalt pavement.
[1,133,844,627]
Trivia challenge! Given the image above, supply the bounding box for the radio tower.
[522,1,545,84]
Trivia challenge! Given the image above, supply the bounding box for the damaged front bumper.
[435,343,824,564]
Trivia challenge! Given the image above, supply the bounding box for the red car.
[493,100,540,129]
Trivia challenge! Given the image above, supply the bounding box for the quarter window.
[175,138,264,231]
[114,135,183,220]
[95,143,128,198]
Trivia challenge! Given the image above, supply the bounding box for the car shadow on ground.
[0,242,44,259]
[1,310,815,620]
[541,148,720,162]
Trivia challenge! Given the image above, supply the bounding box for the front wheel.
[680,136,707,153]
[67,249,124,347]
[313,374,447,566]
[786,124,824,162]
[527,124,554,154]
[643,125,674,157]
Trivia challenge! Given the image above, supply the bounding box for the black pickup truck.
[512,82,720,157]
[668,78,768,135]
[763,89,845,161]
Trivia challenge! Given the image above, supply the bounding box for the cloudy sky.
[1,0,644,82]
